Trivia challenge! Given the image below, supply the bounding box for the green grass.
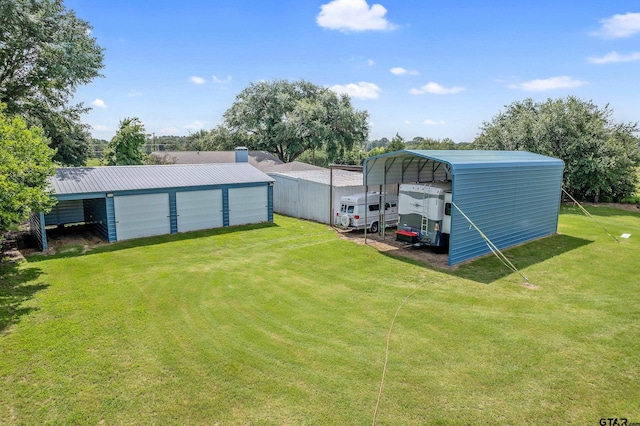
[1,207,639,424]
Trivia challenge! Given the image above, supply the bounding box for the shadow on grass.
[0,261,47,333]
[27,221,279,262]
[382,233,593,284]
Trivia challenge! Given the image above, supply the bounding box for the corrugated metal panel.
[271,175,300,218]
[83,198,109,240]
[106,197,116,242]
[51,163,274,196]
[44,200,85,225]
[448,164,563,265]
[29,212,46,250]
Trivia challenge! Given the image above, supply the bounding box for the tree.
[474,96,640,202]
[0,105,56,233]
[103,118,148,166]
[223,79,369,163]
[0,0,104,165]
[386,133,406,153]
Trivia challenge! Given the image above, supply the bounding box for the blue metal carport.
[363,150,564,265]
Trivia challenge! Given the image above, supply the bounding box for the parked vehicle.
[335,192,398,233]
[396,182,452,247]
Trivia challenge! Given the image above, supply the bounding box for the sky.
[66,0,640,143]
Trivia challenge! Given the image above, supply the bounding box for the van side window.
[445,203,452,216]
[369,204,379,212]
[386,202,396,210]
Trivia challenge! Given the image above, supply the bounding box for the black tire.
[370,221,379,233]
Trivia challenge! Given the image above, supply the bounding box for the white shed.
[268,169,397,225]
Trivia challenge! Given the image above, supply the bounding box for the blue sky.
[67,0,640,143]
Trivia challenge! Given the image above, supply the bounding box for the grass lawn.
[1,206,639,424]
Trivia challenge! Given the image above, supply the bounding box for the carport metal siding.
[448,164,563,265]
[363,150,564,266]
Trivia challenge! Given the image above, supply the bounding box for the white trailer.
[396,182,452,247]
[335,192,398,233]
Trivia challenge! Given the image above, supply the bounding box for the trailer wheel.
[370,221,379,233]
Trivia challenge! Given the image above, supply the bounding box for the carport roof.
[51,163,274,195]
[363,150,564,185]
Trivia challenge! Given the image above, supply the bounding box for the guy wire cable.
[452,202,530,284]
[562,188,620,243]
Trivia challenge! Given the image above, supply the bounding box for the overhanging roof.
[51,163,274,196]
[363,150,564,185]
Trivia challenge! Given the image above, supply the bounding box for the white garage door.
[114,193,170,241]
[176,189,223,232]
[228,186,268,226]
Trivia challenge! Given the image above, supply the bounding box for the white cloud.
[329,82,381,99]
[128,90,143,97]
[592,12,640,38]
[190,76,206,85]
[508,76,588,92]
[317,0,396,32]
[410,82,466,95]
[391,67,419,76]
[424,119,446,126]
[92,124,109,131]
[212,75,232,84]
[184,121,205,130]
[404,119,411,124]
[367,59,375,66]
[91,99,107,108]
[588,51,640,64]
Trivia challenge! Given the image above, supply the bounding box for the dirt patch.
[333,227,454,269]
[5,224,107,257]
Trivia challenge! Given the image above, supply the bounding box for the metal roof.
[364,150,564,185]
[51,163,274,195]
[267,169,365,187]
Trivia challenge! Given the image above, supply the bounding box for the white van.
[335,192,399,233]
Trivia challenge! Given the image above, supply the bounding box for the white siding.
[176,189,223,232]
[114,193,170,241]
[228,186,268,226]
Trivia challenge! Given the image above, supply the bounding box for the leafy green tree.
[0,105,55,232]
[89,138,109,159]
[104,118,148,166]
[0,0,104,166]
[474,96,640,202]
[185,126,238,152]
[385,133,406,153]
[224,79,369,163]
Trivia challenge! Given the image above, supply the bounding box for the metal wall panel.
[83,198,109,240]
[448,164,563,265]
[44,200,85,225]
[176,189,223,232]
[113,193,171,241]
[29,212,47,250]
[271,175,300,218]
[228,186,269,226]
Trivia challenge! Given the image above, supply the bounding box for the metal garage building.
[363,150,564,265]
[30,163,274,250]
[268,168,397,225]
